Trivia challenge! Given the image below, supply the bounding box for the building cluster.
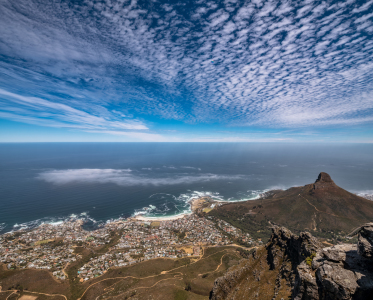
[215,219,252,243]
[0,219,114,280]
[0,213,253,282]
[77,215,234,281]
[0,241,78,281]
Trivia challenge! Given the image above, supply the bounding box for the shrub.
[305,252,316,267]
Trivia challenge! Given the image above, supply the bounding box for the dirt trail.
[298,194,343,218]
[20,291,67,300]
[96,273,184,300]
[5,290,17,300]
[346,226,362,237]
[1,287,66,300]
[80,248,232,299]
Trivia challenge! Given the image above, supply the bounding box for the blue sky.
[0,0,372,142]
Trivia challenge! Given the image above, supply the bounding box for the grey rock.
[316,262,358,299]
[357,223,373,259]
[210,223,373,300]
[294,229,373,300]
[293,262,319,300]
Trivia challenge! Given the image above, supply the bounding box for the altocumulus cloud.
[0,0,373,138]
[37,169,245,186]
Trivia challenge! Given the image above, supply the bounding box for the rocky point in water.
[210,223,373,300]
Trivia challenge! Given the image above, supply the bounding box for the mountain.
[209,172,373,240]
[210,223,373,300]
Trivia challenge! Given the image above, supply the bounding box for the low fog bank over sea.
[0,143,372,234]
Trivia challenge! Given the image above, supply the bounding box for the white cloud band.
[37,169,245,186]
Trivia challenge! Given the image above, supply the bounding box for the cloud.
[181,166,202,171]
[86,130,168,142]
[0,89,147,130]
[0,0,372,136]
[37,169,245,186]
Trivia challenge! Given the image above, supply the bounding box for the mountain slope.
[209,173,373,239]
[210,224,373,300]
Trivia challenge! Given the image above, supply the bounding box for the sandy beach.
[133,196,223,222]
[133,197,211,221]
[134,213,191,221]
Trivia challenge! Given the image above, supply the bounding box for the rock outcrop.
[210,223,373,300]
[210,226,323,300]
[313,172,336,190]
[357,223,373,259]
[294,223,373,299]
[294,243,373,299]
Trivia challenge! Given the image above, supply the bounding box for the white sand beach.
[134,212,192,221]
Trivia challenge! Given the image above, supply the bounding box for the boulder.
[294,237,373,300]
[357,223,373,259]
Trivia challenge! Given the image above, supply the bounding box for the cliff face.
[209,246,293,300]
[210,224,373,300]
[210,226,322,300]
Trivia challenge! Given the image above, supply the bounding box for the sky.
[0,0,372,142]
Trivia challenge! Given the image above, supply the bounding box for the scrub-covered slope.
[210,173,373,239]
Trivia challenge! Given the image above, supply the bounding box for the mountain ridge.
[209,172,373,241]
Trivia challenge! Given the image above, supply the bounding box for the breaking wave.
[0,212,100,235]
[132,189,269,219]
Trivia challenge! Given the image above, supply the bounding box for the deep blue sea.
[0,143,372,234]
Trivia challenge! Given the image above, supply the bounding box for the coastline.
[0,193,268,234]
[3,190,372,234]
[133,196,216,221]
[134,213,192,221]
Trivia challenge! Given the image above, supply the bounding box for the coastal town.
[0,200,256,282]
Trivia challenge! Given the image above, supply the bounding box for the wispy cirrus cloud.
[0,89,147,131]
[0,0,373,140]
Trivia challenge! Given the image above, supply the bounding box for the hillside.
[210,223,373,300]
[209,173,373,241]
[210,226,322,300]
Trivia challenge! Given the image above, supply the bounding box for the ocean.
[0,143,372,234]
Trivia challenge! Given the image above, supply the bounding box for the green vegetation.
[33,239,54,246]
[150,221,160,227]
[173,229,186,240]
[306,253,316,267]
[175,290,188,300]
[236,247,255,259]
[209,207,272,241]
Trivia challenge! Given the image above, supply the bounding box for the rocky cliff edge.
[210,223,373,300]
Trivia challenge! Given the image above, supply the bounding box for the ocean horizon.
[1,142,372,234]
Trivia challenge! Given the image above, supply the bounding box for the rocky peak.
[313,172,336,190]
